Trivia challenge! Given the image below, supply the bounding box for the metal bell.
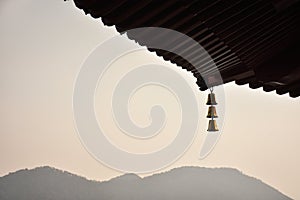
[206,92,217,105]
[207,119,219,132]
[207,106,218,118]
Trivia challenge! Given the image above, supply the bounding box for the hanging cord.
[209,86,214,94]
[209,87,214,120]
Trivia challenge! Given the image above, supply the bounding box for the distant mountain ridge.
[0,166,291,200]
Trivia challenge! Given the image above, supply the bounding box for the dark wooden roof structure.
[73,0,300,97]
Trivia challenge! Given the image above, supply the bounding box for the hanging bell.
[206,93,217,105]
[207,106,218,118]
[207,119,219,132]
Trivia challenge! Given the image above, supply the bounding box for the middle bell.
[207,106,218,118]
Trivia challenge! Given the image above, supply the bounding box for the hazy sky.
[1,0,300,199]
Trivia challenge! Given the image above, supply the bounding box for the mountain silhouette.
[0,166,291,200]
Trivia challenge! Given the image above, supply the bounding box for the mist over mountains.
[0,166,291,200]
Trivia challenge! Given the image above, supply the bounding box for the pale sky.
[0,0,300,199]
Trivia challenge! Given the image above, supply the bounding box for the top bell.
[206,92,217,105]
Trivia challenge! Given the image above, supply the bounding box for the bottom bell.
[207,119,219,132]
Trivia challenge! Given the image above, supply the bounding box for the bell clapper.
[206,87,219,132]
